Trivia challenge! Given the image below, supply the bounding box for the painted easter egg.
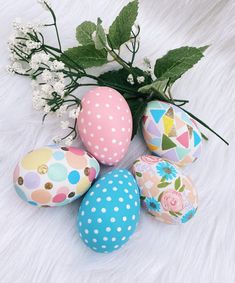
[77,169,140,253]
[13,145,100,207]
[142,100,202,167]
[77,87,132,166]
[132,155,198,224]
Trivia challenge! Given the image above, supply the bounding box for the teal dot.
[68,170,80,184]
[28,201,38,206]
[53,151,65,160]
[48,163,67,182]
[15,186,27,202]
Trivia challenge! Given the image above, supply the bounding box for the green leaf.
[179,185,185,192]
[62,45,107,69]
[158,192,164,202]
[174,177,181,190]
[199,45,210,53]
[169,211,178,217]
[94,18,106,50]
[135,172,142,177]
[154,46,205,83]
[108,0,138,49]
[157,182,171,188]
[138,79,169,95]
[140,195,146,200]
[160,176,166,182]
[76,21,96,45]
[127,98,147,139]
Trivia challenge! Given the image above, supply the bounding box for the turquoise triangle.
[176,147,190,160]
[150,109,166,123]
[193,130,201,147]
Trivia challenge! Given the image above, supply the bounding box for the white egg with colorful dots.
[13,145,100,207]
[77,169,140,253]
[132,155,198,224]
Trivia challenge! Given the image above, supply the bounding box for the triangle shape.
[193,130,201,147]
[168,124,177,137]
[165,107,174,119]
[147,120,161,137]
[163,149,179,162]
[151,138,161,147]
[162,134,177,150]
[163,116,174,135]
[176,147,190,160]
[150,109,166,124]
[176,132,189,148]
[175,116,186,130]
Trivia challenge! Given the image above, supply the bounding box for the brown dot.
[44,182,53,190]
[37,164,48,174]
[41,205,51,208]
[68,192,75,198]
[61,147,69,151]
[84,167,90,176]
[18,177,23,185]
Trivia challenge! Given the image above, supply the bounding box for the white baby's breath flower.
[31,80,39,89]
[127,74,134,85]
[137,76,145,84]
[50,60,65,71]
[41,69,53,82]
[32,92,46,110]
[60,120,70,130]
[43,104,51,113]
[69,107,81,119]
[26,40,42,50]
[64,136,73,146]
[56,104,68,117]
[52,136,62,144]
[41,84,53,97]
[53,81,65,96]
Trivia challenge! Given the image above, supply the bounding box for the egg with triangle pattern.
[142,100,202,167]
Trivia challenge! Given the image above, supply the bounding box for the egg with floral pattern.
[132,155,198,224]
[13,145,100,207]
[77,87,132,166]
[77,169,140,253]
[142,100,202,167]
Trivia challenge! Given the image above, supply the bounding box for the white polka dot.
[97,125,102,130]
[102,188,107,192]
[87,110,91,115]
[87,141,92,146]
[111,237,116,242]
[129,194,133,199]
[121,236,126,241]
[124,175,128,178]
[108,94,112,98]
[119,197,124,202]
[104,148,108,152]
[134,189,138,194]
[128,226,132,231]
[94,229,99,234]
[109,116,113,120]
[118,180,123,184]
[111,128,116,132]
[121,128,126,132]
[112,187,118,191]
[117,106,121,110]
[95,103,99,107]
[103,237,108,241]
[108,180,113,184]
[91,207,96,212]
[106,196,112,201]
[85,229,89,234]
[134,201,138,206]
[85,239,88,243]
[90,133,94,138]
[117,227,122,232]
[87,219,92,224]
[96,114,101,119]
[110,217,116,223]
[81,211,85,216]
[132,215,136,220]
[106,227,111,232]
[128,182,132,186]
[100,137,104,142]
[113,153,118,157]
[95,184,100,188]
[114,245,119,249]
[83,128,87,134]
[124,189,128,193]
[96,197,101,202]
[86,100,90,104]
[114,207,119,212]
[112,139,117,144]
[79,221,82,226]
[92,238,97,243]
[101,208,106,213]
[126,204,131,210]
[121,116,125,120]
[101,154,105,158]
[101,245,106,248]
[97,218,102,223]
[121,148,125,152]
[118,141,123,146]
[95,145,99,150]
[88,122,92,126]
[128,128,131,132]
[85,200,89,206]
[105,103,110,108]
[123,216,127,222]
[81,118,84,123]
[96,92,100,96]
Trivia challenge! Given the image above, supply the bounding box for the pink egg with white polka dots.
[77,87,133,166]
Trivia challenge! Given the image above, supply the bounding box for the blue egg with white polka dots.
[77,169,140,253]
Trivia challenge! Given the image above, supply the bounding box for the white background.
[0,1,235,282]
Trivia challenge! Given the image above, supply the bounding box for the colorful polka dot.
[68,170,80,184]
[48,163,67,182]
[24,172,40,189]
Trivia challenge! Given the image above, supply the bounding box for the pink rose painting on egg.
[160,190,184,212]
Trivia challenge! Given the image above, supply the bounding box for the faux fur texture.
[0,1,234,282]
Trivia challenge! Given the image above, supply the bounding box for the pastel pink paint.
[77,87,132,166]
[13,164,19,182]
[88,167,96,182]
[57,186,70,195]
[52,193,66,203]
[68,147,85,156]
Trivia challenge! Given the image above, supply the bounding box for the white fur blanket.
[0,0,234,282]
